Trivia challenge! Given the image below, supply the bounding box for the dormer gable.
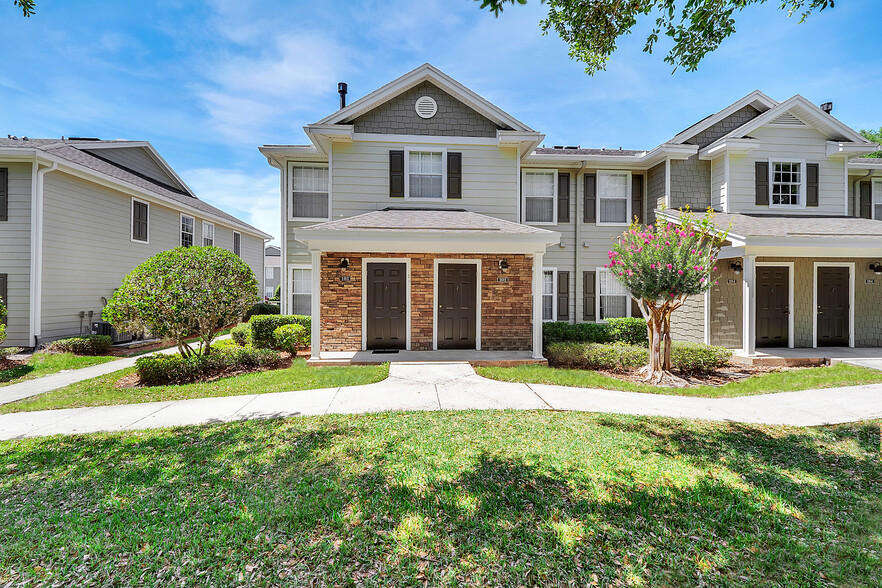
[74,141,194,195]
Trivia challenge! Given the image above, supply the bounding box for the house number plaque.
[339,275,352,282]
[497,276,509,283]
[727,279,737,284]
[866,279,875,285]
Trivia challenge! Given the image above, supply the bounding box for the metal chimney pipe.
[338,82,348,109]
[820,101,833,114]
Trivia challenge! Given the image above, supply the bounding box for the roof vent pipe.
[338,82,348,109]
[820,102,833,114]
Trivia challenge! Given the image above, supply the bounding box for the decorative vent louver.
[414,96,438,119]
[771,112,806,126]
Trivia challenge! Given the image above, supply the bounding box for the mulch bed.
[114,352,294,389]
[596,363,803,387]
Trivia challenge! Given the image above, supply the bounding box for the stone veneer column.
[742,255,756,356]
[532,251,544,359]
[310,250,321,360]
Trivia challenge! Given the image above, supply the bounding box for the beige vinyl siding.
[0,162,33,347]
[540,167,578,322]
[728,126,846,215]
[82,147,182,190]
[330,140,519,221]
[40,171,262,342]
[711,156,726,211]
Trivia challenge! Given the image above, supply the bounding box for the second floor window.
[265,267,274,279]
[524,170,556,224]
[771,161,802,206]
[132,200,149,243]
[290,164,329,220]
[597,171,630,225]
[181,215,194,247]
[203,221,214,246]
[407,151,443,199]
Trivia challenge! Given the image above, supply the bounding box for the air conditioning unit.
[91,321,133,344]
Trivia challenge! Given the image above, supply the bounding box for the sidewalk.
[2,362,881,441]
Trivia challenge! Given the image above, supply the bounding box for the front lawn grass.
[0,358,388,413]
[0,352,117,387]
[0,412,879,586]
[476,362,882,398]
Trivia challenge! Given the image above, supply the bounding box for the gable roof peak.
[669,90,778,145]
[316,63,533,132]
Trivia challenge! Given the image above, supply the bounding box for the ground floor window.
[598,269,629,320]
[291,267,311,316]
[542,269,556,321]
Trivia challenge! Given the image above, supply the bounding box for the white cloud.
[182,167,281,243]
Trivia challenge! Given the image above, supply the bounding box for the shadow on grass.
[0,415,880,586]
[0,364,34,384]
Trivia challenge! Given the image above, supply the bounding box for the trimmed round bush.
[249,315,311,349]
[230,323,252,347]
[546,342,648,372]
[606,317,649,346]
[671,342,732,374]
[45,335,113,356]
[244,302,281,321]
[273,324,308,353]
[136,347,283,386]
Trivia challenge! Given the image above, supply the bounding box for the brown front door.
[756,266,789,347]
[437,263,477,350]
[365,263,407,350]
[816,266,849,346]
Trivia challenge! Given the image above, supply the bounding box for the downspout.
[854,169,875,217]
[29,159,57,348]
[574,159,587,322]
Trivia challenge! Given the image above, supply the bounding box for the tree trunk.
[637,298,687,386]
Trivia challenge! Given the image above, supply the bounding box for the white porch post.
[310,250,321,360]
[531,251,544,359]
[742,254,756,356]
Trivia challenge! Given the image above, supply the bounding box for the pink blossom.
[650,263,655,269]
[666,264,672,270]
[678,270,684,275]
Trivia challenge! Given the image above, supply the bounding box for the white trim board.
[811,262,855,348]
[755,261,795,349]
[432,259,482,351]
[361,257,412,351]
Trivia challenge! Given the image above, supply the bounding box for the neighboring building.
[264,245,281,300]
[1,137,272,348]
[260,64,879,359]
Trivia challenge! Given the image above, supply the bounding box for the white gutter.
[29,159,57,346]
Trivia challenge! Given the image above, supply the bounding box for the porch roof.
[294,208,560,254]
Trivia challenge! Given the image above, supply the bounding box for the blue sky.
[2,0,880,243]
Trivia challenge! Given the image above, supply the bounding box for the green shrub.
[230,323,252,346]
[273,324,308,353]
[136,347,283,386]
[0,296,6,347]
[671,342,732,374]
[543,322,611,345]
[273,284,281,300]
[546,342,648,372]
[249,315,311,349]
[45,335,113,356]
[243,302,281,321]
[606,317,649,346]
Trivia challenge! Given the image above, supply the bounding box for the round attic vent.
[414,96,438,119]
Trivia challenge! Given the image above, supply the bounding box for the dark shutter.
[233,232,241,256]
[631,297,642,318]
[389,150,404,198]
[557,173,570,223]
[860,181,872,219]
[0,273,7,326]
[755,161,769,206]
[584,174,596,223]
[806,163,819,207]
[557,271,569,321]
[583,271,595,321]
[132,201,148,242]
[447,152,462,199]
[631,174,644,224]
[0,168,7,222]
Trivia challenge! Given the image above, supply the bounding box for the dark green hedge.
[546,341,731,374]
[243,302,281,322]
[543,317,649,347]
[136,347,283,386]
[45,335,113,356]
[248,315,311,349]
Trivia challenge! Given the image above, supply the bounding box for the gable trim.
[70,141,196,197]
[668,90,778,145]
[316,63,533,132]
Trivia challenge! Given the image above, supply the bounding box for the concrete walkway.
[2,362,881,441]
[0,336,231,406]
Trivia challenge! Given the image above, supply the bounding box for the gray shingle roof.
[303,208,554,235]
[532,147,644,156]
[0,137,266,236]
[664,210,882,239]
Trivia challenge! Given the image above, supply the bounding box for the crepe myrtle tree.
[103,246,259,357]
[607,210,728,385]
